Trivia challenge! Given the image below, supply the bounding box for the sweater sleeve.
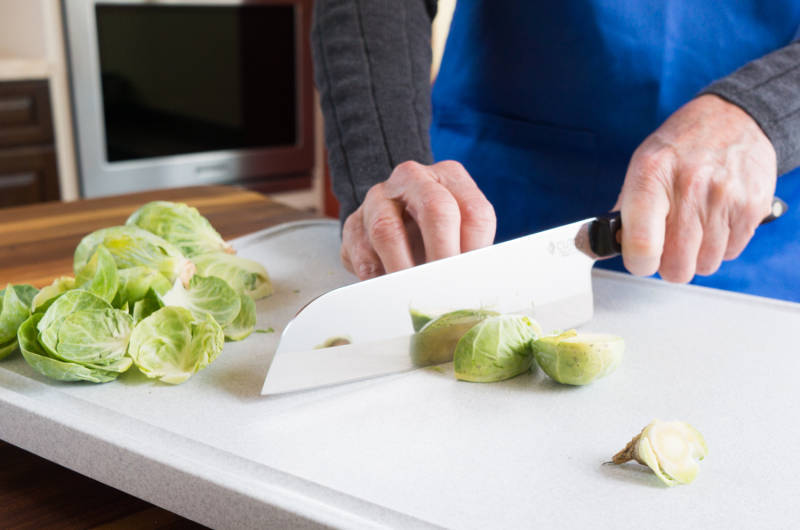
[701,40,800,176]
[311,0,438,222]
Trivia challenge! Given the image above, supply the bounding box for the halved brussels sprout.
[409,308,437,333]
[410,309,499,366]
[74,225,193,284]
[113,266,172,309]
[126,201,234,257]
[532,330,624,385]
[191,252,272,300]
[223,293,256,341]
[612,420,708,486]
[161,275,241,328]
[75,245,119,303]
[454,315,540,382]
[127,306,224,384]
[1,284,38,359]
[31,276,76,314]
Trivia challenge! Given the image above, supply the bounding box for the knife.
[261,197,788,395]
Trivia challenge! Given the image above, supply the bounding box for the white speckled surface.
[1,220,799,529]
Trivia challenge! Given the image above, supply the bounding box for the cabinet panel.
[0,146,60,207]
[0,80,53,148]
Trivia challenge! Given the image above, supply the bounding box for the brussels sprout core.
[533,330,624,385]
[612,420,708,486]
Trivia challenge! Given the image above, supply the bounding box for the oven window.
[95,4,297,162]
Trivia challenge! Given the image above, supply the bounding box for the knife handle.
[589,196,788,258]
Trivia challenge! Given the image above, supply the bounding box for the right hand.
[341,160,496,280]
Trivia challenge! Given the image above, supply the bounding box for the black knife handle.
[588,196,788,259]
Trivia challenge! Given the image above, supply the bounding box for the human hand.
[615,94,778,282]
[341,160,496,280]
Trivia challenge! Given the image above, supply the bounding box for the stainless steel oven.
[63,0,314,197]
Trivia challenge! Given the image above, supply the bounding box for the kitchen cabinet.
[0,80,61,207]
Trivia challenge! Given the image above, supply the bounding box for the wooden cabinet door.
[0,146,60,207]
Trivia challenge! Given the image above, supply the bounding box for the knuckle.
[421,194,461,223]
[392,160,425,179]
[462,199,496,229]
[368,214,404,245]
[435,159,466,175]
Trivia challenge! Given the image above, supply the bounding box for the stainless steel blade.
[262,218,598,395]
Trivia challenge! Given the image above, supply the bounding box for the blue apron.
[430,1,800,302]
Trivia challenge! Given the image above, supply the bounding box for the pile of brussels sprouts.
[410,308,625,385]
[0,201,271,384]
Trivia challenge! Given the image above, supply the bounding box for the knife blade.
[261,197,787,395]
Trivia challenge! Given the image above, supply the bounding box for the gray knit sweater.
[311,1,800,222]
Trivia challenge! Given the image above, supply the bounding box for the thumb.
[618,160,672,277]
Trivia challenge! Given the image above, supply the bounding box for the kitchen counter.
[0,185,313,527]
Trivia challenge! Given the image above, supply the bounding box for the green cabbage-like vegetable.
[410,309,499,366]
[409,308,436,333]
[31,276,76,314]
[0,284,38,359]
[127,306,224,384]
[18,290,133,382]
[126,201,234,257]
[75,245,119,303]
[191,252,272,300]
[612,420,708,486]
[161,275,241,328]
[132,287,164,324]
[74,225,193,283]
[224,293,256,341]
[532,330,624,385]
[453,315,540,382]
[113,266,172,309]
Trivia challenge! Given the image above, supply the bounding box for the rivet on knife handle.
[588,196,787,259]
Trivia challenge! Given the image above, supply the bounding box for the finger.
[659,197,704,283]
[362,184,416,273]
[342,209,385,280]
[385,162,461,261]
[430,160,496,251]
[618,153,672,276]
[695,181,730,276]
[723,202,763,261]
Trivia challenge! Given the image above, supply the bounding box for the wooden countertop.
[0,186,316,528]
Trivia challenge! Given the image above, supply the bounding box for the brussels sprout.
[532,330,624,385]
[409,309,436,333]
[17,313,120,383]
[1,284,38,358]
[74,225,193,283]
[161,275,241,328]
[132,287,164,324]
[612,420,708,486]
[113,266,172,309]
[315,336,352,349]
[39,308,132,369]
[75,245,119,303]
[191,252,272,300]
[126,201,234,257]
[454,315,540,382]
[410,309,499,366]
[31,276,76,314]
[224,293,256,341]
[128,306,224,384]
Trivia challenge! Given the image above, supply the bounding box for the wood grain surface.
[0,186,317,528]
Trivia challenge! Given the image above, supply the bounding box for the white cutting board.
[1,219,799,529]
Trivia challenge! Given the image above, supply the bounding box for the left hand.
[615,94,777,282]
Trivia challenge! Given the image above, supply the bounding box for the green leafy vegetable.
[191,252,272,300]
[454,315,540,382]
[410,309,499,366]
[75,245,119,303]
[127,306,224,384]
[161,275,241,328]
[31,276,76,314]
[126,201,233,257]
[132,287,164,324]
[224,293,256,341]
[1,284,38,359]
[532,330,624,385]
[113,266,172,309]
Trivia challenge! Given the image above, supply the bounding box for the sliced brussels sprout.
[1,284,38,357]
[74,225,192,283]
[223,293,256,341]
[31,276,76,314]
[532,330,624,385]
[161,275,241,328]
[191,252,272,300]
[454,315,540,382]
[75,245,119,303]
[126,201,233,257]
[612,420,708,486]
[410,309,499,366]
[127,306,224,384]
[409,308,437,333]
[112,266,172,309]
[132,287,164,324]
[18,314,118,383]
